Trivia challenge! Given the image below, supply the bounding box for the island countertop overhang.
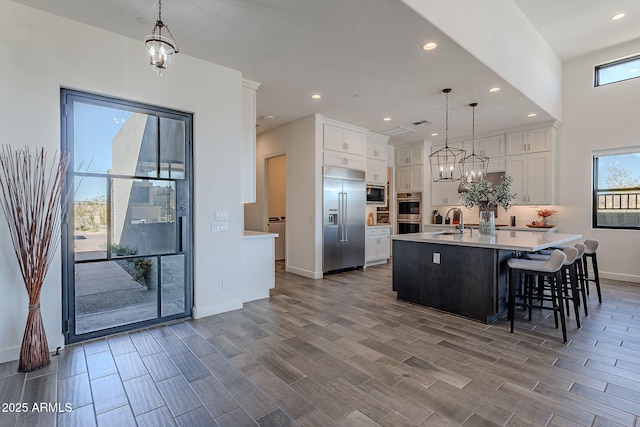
[391,230,582,252]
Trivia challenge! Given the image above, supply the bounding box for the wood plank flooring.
[1,261,639,426]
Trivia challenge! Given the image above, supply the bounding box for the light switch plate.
[214,210,229,221]
[433,253,440,264]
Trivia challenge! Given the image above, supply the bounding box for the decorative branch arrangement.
[0,145,71,372]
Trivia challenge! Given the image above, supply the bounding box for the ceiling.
[11,0,640,145]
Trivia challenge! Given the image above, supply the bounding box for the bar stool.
[507,250,568,342]
[582,239,602,303]
[573,243,589,316]
[525,247,582,328]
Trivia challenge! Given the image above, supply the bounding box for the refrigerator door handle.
[338,191,346,242]
[343,192,348,242]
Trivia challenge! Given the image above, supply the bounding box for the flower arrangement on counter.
[460,175,517,211]
[536,208,557,219]
[535,208,557,226]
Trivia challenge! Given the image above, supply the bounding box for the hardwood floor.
[1,261,639,426]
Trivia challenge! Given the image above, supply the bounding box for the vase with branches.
[0,146,71,372]
[460,175,517,236]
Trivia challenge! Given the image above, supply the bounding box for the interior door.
[61,89,193,343]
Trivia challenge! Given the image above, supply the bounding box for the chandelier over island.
[429,88,466,182]
[460,102,489,185]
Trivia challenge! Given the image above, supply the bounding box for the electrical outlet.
[433,253,440,264]
[222,279,229,289]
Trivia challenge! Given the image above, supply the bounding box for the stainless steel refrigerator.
[323,166,366,273]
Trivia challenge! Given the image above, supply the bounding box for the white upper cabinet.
[366,159,387,185]
[324,123,365,156]
[396,144,424,166]
[431,180,461,206]
[462,135,505,158]
[366,133,388,161]
[507,151,553,205]
[507,127,553,155]
[396,165,423,192]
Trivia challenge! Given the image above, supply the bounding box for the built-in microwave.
[366,185,386,205]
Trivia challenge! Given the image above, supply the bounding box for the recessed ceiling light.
[383,117,391,121]
[431,133,439,136]
[528,113,537,117]
[311,94,322,100]
[612,13,625,21]
[422,42,437,51]
[488,87,501,93]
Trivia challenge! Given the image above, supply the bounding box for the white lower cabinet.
[365,226,391,266]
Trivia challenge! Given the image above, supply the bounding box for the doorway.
[61,89,193,343]
[266,155,286,261]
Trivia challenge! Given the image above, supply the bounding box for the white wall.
[0,1,246,363]
[246,115,322,278]
[556,39,640,283]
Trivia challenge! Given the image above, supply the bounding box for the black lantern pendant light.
[460,102,489,184]
[429,88,466,182]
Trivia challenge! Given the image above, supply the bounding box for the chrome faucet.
[445,207,464,233]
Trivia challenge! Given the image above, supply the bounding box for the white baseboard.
[365,259,388,268]
[601,271,640,284]
[192,299,243,319]
[285,265,322,279]
[0,334,65,365]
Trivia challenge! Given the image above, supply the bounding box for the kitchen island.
[391,230,581,323]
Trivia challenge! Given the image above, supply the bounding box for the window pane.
[74,177,107,261]
[111,178,176,256]
[594,152,640,228]
[160,117,185,179]
[74,102,157,177]
[596,56,640,86]
[161,254,185,316]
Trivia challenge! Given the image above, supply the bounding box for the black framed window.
[593,148,640,229]
[595,54,640,86]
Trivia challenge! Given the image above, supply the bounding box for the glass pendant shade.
[429,88,466,182]
[145,0,179,76]
[460,102,488,184]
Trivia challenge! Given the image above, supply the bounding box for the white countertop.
[422,224,558,232]
[391,230,581,252]
[242,230,278,239]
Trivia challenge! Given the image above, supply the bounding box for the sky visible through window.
[597,56,640,86]
[74,103,130,201]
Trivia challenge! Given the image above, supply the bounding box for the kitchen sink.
[428,230,463,235]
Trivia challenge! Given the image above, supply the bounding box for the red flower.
[537,209,557,218]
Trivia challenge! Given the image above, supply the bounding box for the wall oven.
[397,192,421,234]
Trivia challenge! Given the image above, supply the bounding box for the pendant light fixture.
[460,102,489,185]
[144,0,179,76]
[429,88,466,182]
